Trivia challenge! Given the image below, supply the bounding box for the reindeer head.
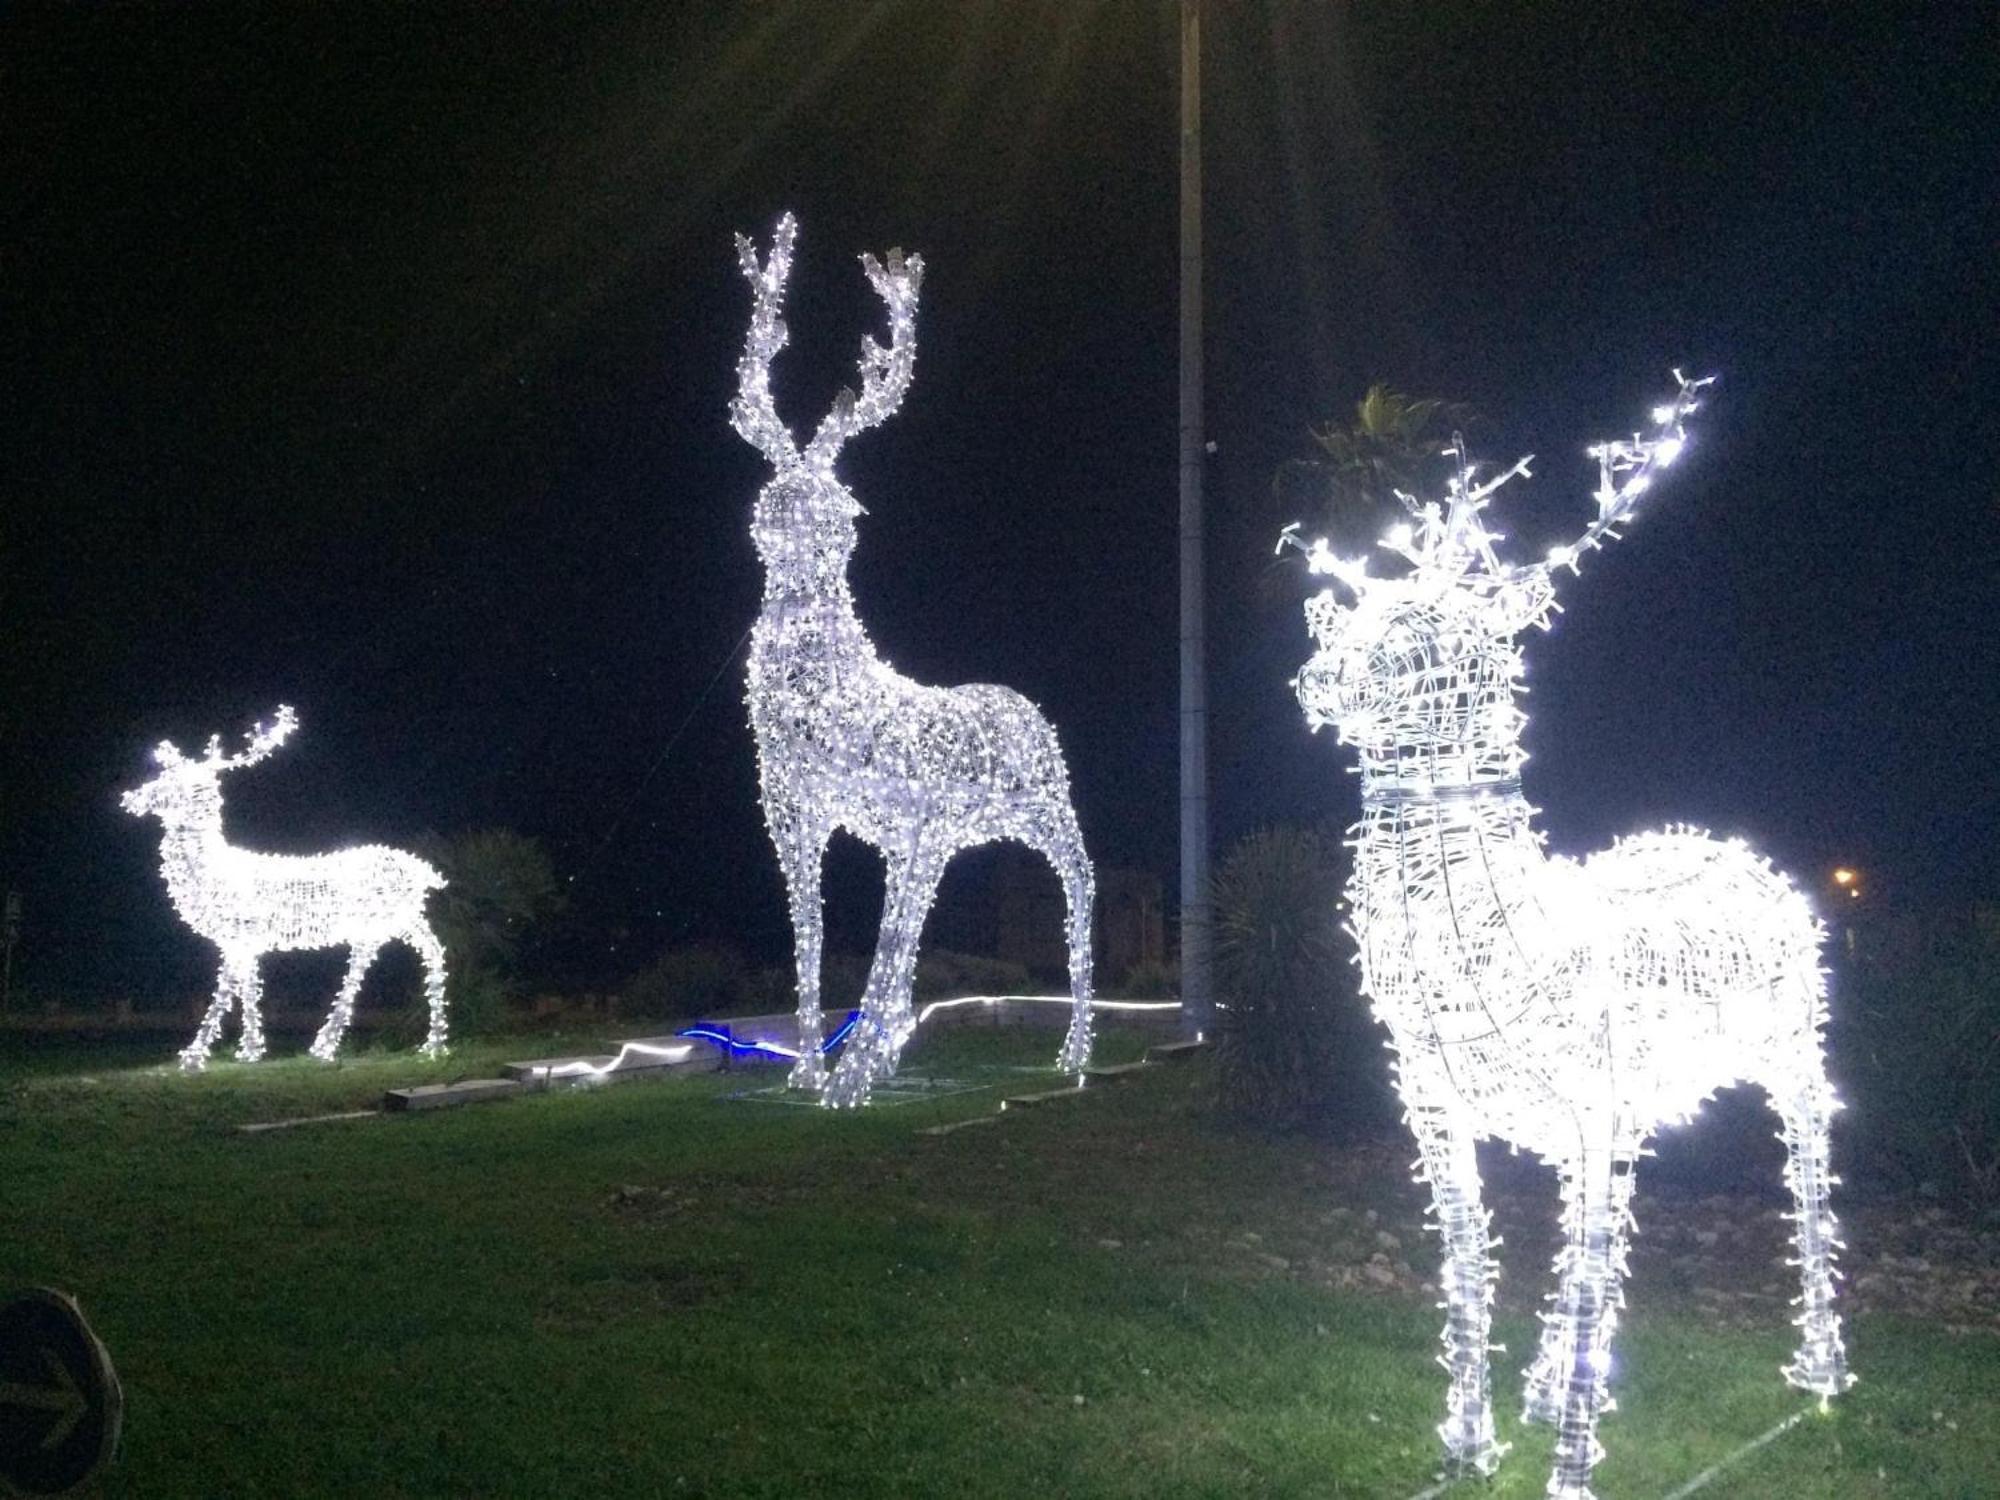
[120,706,298,825]
[1292,375,1710,767]
[730,214,924,599]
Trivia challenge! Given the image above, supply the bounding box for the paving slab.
[383,1078,524,1112]
[1083,1060,1152,1080]
[236,1108,381,1134]
[998,1082,1093,1110]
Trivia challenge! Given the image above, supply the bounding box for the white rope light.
[913,994,1179,1028]
[1288,375,1851,1500]
[121,706,450,1069]
[729,214,1096,1109]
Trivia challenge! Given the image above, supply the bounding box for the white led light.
[730,215,1096,1109]
[121,706,450,1069]
[912,993,1178,1027]
[1292,374,1849,1500]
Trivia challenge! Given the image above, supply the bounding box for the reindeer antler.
[729,213,801,467]
[205,705,298,770]
[1523,371,1714,581]
[804,245,923,468]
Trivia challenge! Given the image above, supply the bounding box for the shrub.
[1835,907,2000,1211]
[1115,959,1178,999]
[424,829,565,1037]
[913,949,1033,1001]
[1212,825,1392,1132]
[620,943,755,1021]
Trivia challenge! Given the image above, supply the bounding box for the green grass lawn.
[2,1026,1994,1497]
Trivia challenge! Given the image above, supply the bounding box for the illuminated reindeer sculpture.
[121,706,450,1069]
[730,214,1094,1108]
[1289,376,1850,1499]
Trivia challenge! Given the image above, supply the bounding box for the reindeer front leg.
[823,834,949,1109]
[180,950,254,1071]
[774,813,833,1091]
[311,943,380,1062]
[1544,1138,1640,1500]
[232,952,268,1062]
[1407,1099,1505,1476]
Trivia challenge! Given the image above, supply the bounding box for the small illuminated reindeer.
[730,214,1094,1108]
[121,706,450,1069]
[1289,376,1850,1500]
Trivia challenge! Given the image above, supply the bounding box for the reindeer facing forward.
[730,214,1094,1109]
[1290,377,1849,1500]
[121,706,449,1069]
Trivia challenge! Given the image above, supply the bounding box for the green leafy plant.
[1115,958,1179,999]
[1274,383,1477,547]
[1212,825,1389,1131]
[423,829,565,1037]
[1837,907,2000,1210]
[621,943,759,1021]
[913,949,1033,1001]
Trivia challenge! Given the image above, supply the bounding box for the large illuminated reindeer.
[1289,376,1850,1500]
[121,706,450,1069]
[730,214,1094,1109]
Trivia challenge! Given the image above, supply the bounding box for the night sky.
[5,3,1995,999]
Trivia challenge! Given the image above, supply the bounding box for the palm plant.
[1275,383,1477,544]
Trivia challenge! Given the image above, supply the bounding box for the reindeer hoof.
[820,1070,873,1110]
[1439,1423,1507,1477]
[1783,1351,1854,1399]
[788,1055,829,1093]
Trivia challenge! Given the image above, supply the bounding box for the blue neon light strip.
[676,1010,860,1061]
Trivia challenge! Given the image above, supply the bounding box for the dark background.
[4,2,1995,1002]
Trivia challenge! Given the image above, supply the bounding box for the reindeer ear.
[1497,572,1558,634]
[1304,589,1351,648]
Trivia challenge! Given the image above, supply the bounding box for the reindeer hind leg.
[1772,1061,1852,1399]
[405,921,450,1059]
[1022,800,1094,1074]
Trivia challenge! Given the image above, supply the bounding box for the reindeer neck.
[1349,771,1545,942]
[1354,699,1527,789]
[751,563,877,678]
[1350,711,1541,892]
[154,809,233,921]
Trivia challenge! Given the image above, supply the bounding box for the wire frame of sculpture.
[120,706,450,1069]
[729,214,1094,1109]
[1287,376,1851,1500]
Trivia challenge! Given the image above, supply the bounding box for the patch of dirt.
[1199,1139,2000,1336]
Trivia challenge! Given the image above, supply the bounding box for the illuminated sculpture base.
[121,706,450,1070]
[1291,379,1850,1499]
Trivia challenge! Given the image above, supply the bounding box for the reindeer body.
[1294,382,1848,1499]
[732,216,1094,1108]
[122,707,450,1068]
[1348,786,1824,1163]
